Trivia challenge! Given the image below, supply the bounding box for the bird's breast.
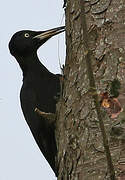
[21,75,59,114]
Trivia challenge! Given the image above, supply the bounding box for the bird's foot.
[34,108,56,124]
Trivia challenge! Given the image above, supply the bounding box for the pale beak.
[33,26,65,40]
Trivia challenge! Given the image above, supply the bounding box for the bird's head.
[9,26,65,58]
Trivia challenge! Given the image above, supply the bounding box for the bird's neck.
[16,53,50,78]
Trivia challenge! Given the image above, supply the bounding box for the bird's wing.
[20,84,57,174]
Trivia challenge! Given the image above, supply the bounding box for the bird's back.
[20,70,60,175]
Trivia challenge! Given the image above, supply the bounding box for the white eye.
[24,33,30,38]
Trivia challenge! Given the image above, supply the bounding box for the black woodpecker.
[8,26,65,176]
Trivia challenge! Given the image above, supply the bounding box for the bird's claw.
[34,108,56,124]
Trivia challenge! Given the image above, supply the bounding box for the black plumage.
[8,26,65,176]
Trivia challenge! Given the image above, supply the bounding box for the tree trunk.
[56,0,125,179]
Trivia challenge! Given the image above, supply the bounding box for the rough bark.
[56,0,125,179]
